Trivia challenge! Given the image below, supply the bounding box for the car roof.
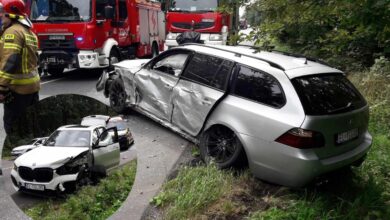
[179,44,343,78]
[57,124,103,131]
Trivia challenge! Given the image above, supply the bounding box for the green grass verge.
[152,71,390,219]
[25,160,137,220]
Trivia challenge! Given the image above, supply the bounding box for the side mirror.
[104,5,115,19]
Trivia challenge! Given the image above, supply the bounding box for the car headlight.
[13,164,18,171]
[167,33,178,40]
[79,54,97,62]
[209,34,222,41]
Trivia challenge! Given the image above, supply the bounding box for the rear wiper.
[327,102,353,114]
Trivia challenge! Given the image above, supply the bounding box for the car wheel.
[200,126,246,169]
[108,49,120,71]
[109,78,127,113]
[90,165,107,185]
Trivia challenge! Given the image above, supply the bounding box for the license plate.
[47,57,56,63]
[49,35,65,40]
[25,183,45,191]
[336,128,359,144]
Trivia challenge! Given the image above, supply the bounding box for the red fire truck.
[25,0,165,75]
[161,0,239,49]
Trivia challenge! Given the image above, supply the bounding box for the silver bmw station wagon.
[98,44,372,187]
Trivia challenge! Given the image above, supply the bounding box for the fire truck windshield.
[169,0,218,12]
[29,0,91,22]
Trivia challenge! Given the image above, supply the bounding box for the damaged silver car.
[97,44,372,187]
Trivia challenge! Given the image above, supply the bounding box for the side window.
[152,53,189,76]
[119,0,127,20]
[233,65,285,108]
[96,0,116,19]
[181,53,232,90]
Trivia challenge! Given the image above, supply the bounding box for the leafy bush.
[246,0,390,71]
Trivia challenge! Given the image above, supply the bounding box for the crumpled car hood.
[113,59,150,73]
[15,146,89,169]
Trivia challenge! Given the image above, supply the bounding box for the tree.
[245,0,390,70]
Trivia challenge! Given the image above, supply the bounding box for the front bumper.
[11,168,78,192]
[39,50,103,70]
[241,132,372,187]
[165,33,226,49]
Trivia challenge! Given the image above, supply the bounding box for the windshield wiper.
[327,102,353,114]
[196,10,215,13]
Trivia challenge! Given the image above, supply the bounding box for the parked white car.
[81,115,134,150]
[10,124,120,194]
[11,137,47,157]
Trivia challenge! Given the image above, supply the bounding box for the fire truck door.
[95,0,115,45]
[115,0,131,46]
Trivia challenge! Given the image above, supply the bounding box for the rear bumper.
[241,132,372,187]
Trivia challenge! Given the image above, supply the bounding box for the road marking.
[41,77,66,85]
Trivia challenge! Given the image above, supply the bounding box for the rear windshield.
[292,74,366,115]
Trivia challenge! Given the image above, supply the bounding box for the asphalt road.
[0,68,189,219]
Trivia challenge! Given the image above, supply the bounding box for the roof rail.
[270,50,331,67]
[182,43,286,71]
[238,45,332,67]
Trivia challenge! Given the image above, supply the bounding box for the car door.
[92,127,120,169]
[171,53,234,136]
[135,50,191,121]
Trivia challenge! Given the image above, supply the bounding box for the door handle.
[164,84,172,89]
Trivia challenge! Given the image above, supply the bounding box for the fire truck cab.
[26,0,165,75]
[162,0,239,49]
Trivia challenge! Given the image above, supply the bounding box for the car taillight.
[275,128,325,149]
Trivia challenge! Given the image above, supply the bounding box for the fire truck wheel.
[48,67,65,76]
[109,77,127,113]
[109,49,120,71]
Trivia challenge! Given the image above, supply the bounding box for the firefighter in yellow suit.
[0,0,40,134]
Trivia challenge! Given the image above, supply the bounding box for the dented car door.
[172,53,234,136]
[92,127,120,170]
[134,50,191,121]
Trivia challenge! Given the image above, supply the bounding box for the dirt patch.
[195,175,290,220]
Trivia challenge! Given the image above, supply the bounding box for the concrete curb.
[109,139,190,220]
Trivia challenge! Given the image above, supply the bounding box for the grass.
[152,70,390,219]
[25,160,137,220]
[150,165,235,220]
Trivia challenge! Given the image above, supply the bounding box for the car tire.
[109,77,128,114]
[200,126,247,169]
[120,141,130,151]
[108,48,120,71]
[90,165,107,185]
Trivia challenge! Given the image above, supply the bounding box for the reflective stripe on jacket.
[0,23,40,94]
